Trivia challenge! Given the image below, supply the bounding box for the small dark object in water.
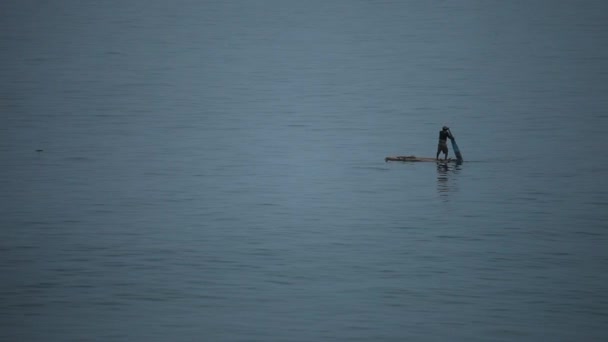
[36,149,43,152]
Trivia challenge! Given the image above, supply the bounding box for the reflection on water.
[436,162,461,199]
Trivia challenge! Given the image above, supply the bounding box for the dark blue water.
[2,1,608,341]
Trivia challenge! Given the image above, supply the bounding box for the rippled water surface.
[1,1,607,341]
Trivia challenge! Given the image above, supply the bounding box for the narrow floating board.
[385,156,460,163]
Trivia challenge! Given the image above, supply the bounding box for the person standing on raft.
[436,126,454,160]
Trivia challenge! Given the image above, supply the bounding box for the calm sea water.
[1,1,608,341]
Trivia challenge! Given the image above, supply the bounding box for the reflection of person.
[436,163,449,195]
[436,126,454,160]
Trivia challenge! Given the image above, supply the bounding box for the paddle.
[448,129,463,163]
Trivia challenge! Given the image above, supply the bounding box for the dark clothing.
[438,130,452,142]
[436,129,452,159]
